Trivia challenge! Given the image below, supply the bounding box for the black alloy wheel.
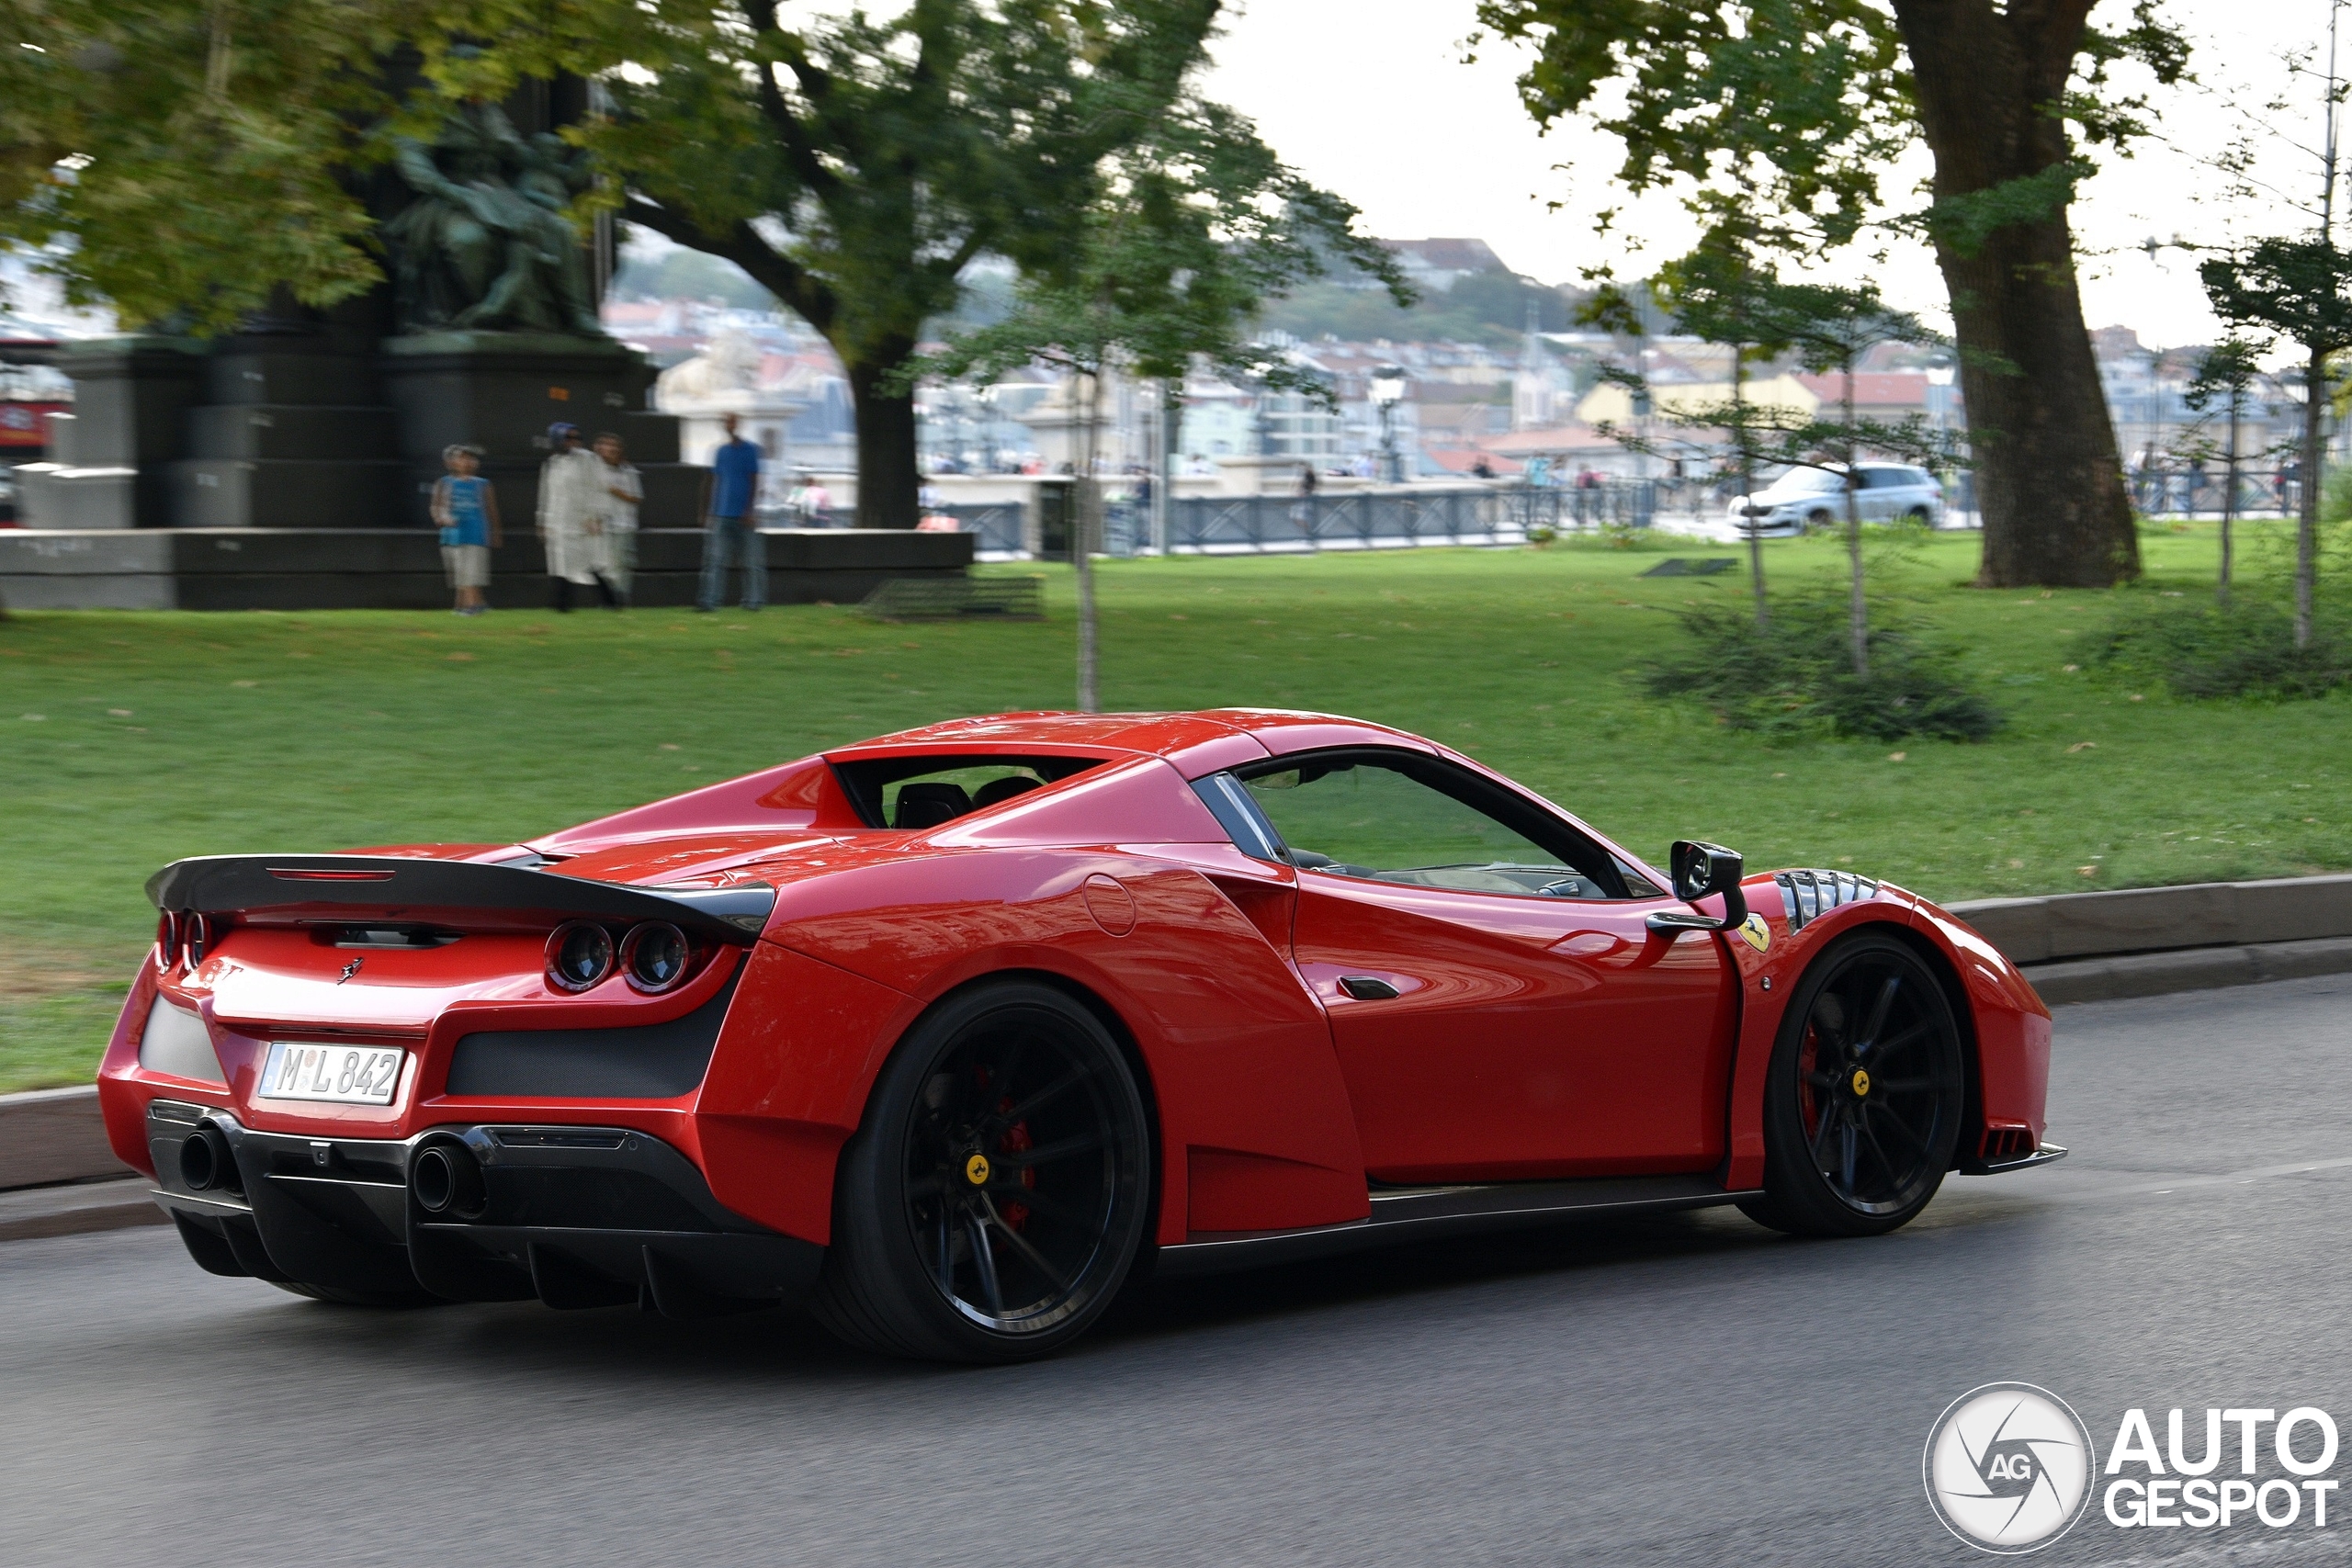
[813,980,1151,1362]
[1742,930,1965,1237]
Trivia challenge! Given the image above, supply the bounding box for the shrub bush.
[1645,594,2005,741]
[2074,598,2350,701]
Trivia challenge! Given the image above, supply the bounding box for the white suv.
[1727,464,1945,536]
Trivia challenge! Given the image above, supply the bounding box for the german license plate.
[257,1042,406,1106]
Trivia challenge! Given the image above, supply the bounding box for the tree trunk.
[1075,370,1102,711]
[2221,386,2239,607]
[1891,0,2142,589]
[844,337,922,530]
[2298,344,2324,648]
[1841,365,1869,677]
[1735,345,1768,628]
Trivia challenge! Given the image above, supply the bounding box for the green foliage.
[910,97,1403,392]
[2075,599,2351,701]
[2201,237,2352,359]
[1474,0,2188,258]
[1470,0,1908,253]
[1645,594,2005,742]
[0,0,398,332]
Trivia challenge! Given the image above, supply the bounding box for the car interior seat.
[971,776,1041,810]
[894,782,972,829]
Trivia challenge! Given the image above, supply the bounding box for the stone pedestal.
[17,339,204,528]
[381,333,697,530]
[0,525,974,610]
[165,336,403,527]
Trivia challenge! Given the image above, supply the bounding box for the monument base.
[0,527,974,611]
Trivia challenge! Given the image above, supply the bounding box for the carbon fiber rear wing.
[143,855,776,944]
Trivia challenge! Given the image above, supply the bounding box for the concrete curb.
[2016,935,2352,1006]
[0,1084,129,1189]
[0,1178,166,1243]
[1948,875,2352,1007]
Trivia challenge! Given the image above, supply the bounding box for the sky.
[1200,0,2342,349]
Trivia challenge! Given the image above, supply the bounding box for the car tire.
[812,979,1153,1363]
[1905,506,1932,525]
[1739,930,1965,1239]
[1806,508,1834,530]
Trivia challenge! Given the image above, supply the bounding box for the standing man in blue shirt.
[696,412,765,612]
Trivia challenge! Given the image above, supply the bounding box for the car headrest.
[972,775,1041,810]
[894,781,972,829]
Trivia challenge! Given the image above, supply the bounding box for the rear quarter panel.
[747,845,1368,1247]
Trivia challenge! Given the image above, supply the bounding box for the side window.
[1225,752,1626,899]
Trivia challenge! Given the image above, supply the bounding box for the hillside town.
[594,235,2315,521]
[5,235,2312,530]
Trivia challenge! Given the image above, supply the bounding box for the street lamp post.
[1370,364,1407,484]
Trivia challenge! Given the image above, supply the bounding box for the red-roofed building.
[1791,371,1931,420]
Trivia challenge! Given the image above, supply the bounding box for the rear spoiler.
[143,855,776,945]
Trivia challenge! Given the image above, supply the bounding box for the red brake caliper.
[995,1094,1035,1231]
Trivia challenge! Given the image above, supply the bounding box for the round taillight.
[184,912,215,965]
[155,910,182,970]
[620,922,690,994]
[546,921,615,992]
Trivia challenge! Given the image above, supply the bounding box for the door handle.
[1338,976,1400,1000]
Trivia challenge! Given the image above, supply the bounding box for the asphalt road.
[7,974,2352,1567]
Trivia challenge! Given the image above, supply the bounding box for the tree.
[1473,0,2190,590]
[1598,280,1954,678]
[446,0,1266,530]
[1648,231,1799,629]
[2179,337,2267,605]
[0,0,393,332]
[1765,283,1939,675]
[2201,239,2352,647]
[914,100,1403,708]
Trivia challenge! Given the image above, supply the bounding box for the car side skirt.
[1154,1173,1758,1278]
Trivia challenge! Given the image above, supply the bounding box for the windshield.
[1764,468,1844,495]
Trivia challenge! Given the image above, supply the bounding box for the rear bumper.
[143,1100,823,1315]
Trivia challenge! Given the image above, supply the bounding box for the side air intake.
[1775,869,1880,932]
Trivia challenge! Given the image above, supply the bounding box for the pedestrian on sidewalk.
[787,468,831,527]
[538,423,620,612]
[592,431,642,604]
[696,412,765,612]
[430,445,501,615]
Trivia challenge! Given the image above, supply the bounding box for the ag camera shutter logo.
[1923,1382,2098,1553]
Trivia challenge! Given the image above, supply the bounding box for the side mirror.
[1646,840,1749,934]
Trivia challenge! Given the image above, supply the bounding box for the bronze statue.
[386,102,605,336]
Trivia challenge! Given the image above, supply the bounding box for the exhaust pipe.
[178,1126,236,1193]
[411,1143,486,1218]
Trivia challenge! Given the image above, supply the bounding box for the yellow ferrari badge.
[1738,912,1771,953]
[1851,1068,1871,1098]
[965,1153,991,1186]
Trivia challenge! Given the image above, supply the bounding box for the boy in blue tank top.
[430,445,503,615]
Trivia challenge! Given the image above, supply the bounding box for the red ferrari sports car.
[100,709,2059,1361]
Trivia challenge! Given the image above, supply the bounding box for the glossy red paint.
[1294,872,1737,1181]
[102,708,2055,1276]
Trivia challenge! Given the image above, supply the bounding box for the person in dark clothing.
[695,412,765,612]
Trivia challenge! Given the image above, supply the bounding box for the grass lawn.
[2,523,2342,1090]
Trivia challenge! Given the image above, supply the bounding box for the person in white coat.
[537,422,618,611]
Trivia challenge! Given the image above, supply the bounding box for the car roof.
[824,709,1433,777]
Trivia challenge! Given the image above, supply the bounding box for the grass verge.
[1,523,2342,1089]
